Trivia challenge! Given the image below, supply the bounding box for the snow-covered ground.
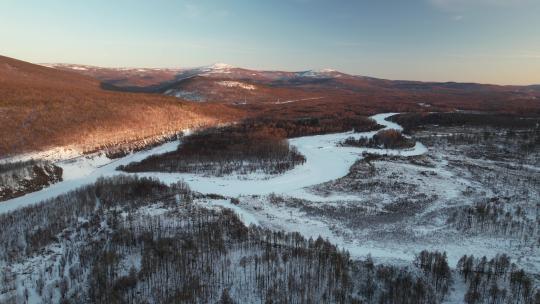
[201,199,260,226]
[217,81,256,90]
[0,140,180,214]
[0,146,83,165]
[2,112,537,278]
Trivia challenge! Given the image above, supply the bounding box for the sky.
[0,0,539,85]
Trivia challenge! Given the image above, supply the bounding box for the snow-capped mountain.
[295,68,347,78]
[43,60,540,113]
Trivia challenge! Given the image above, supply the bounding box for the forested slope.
[0,55,241,157]
[0,176,538,303]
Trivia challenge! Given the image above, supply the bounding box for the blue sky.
[1,0,539,84]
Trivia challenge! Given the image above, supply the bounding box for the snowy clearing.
[216,81,256,90]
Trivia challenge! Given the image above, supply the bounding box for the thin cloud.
[428,0,531,11]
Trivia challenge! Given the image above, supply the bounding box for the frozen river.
[0,113,426,214]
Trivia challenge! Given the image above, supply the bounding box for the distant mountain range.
[45,61,540,117]
[1,55,538,157]
[45,61,540,96]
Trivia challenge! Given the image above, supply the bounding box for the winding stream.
[0,113,426,214]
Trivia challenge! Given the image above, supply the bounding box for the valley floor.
[1,112,538,303]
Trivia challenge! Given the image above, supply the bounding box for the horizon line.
[34,59,539,87]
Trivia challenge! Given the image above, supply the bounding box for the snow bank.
[0,141,180,214]
[203,199,260,226]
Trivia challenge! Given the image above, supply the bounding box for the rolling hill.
[0,56,241,157]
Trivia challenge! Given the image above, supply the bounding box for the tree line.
[389,112,539,134]
[119,124,306,176]
[457,254,539,303]
[341,129,416,150]
[447,197,539,243]
[239,115,382,138]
